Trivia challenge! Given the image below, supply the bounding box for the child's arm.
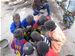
[11,39,15,50]
[47,37,61,42]
[22,26,28,32]
[29,40,37,47]
[15,22,20,30]
[10,23,16,34]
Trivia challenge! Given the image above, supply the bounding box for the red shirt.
[33,15,51,28]
[46,48,59,56]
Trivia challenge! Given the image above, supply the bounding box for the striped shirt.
[11,38,27,56]
[41,34,50,47]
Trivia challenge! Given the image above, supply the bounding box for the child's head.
[14,28,24,41]
[13,13,20,23]
[31,31,42,42]
[39,14,47,25]
[23,42,34,55]
[44,20,56,31]
[37,41,49,55]
[26,15,34,24]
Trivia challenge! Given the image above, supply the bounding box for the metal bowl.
[0,39,8,48]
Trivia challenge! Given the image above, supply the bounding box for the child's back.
[33,14,51,28]
[48,23,66,53]
[44,20,67,53]
[22,15,35,28]
[11,38,27,56]
[11,28,27,56]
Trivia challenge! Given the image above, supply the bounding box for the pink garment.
[48,24,67,53]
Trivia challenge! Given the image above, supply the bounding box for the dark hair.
[14,28,24,40]
[13,13,20,19]
[26,15,34,23]
[31,31,42,41]
[66,55,74,56]
[23,42,34,55]
[37,41,49,54]
[44,20,56,31]
[39,14,47,24]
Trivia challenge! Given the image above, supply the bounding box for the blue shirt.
[22,17,35,27]
[10,21,22,34]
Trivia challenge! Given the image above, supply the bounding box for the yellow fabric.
[24,32,27,37]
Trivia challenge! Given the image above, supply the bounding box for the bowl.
[0,39,9,48]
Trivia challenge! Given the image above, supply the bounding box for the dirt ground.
[0,0,75,56]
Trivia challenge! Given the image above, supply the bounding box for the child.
[10,13,22,34]
[11,28,27,56]
[31,31,50,47]
[33,14,51,28]
[23,42,38,56]
[22,15,35,28]
[44,20,67,53]
[37,41,49,56]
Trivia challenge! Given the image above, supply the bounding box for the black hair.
[14,28,24,40]
[31,31,42,41]
[13,13,20,19]
[39,14,47,24]
[66,55,74,56]
[37,41,49,54]
[44,20,56,31]
[23,42,34,55]
[26,15,34,23]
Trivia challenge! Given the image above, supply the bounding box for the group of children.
[10,13,66,56]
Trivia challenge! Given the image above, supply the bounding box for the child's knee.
[46,4,50,7]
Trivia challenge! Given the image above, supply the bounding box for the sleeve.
[11,39,15,50]
[22,18,26,27]
[10,23,16,34]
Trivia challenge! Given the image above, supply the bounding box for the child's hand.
[16,23,19,27]
[22,26,28,32]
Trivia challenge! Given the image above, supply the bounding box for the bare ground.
[0,0,75,56]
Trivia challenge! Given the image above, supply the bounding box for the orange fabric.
[48,24,67,53]
[46,48,59,56]
[33,15,51,28]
